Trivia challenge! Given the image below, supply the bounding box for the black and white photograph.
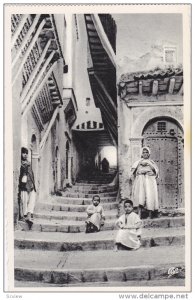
[4,4,191,293]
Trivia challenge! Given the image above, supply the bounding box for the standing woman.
[130,147,159,219]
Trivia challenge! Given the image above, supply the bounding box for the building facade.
[11,13,184,224]
[11,14,78,223]
[118,66,184,210]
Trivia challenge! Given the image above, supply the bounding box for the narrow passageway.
[72,126,118,184]
[11,11,185,288]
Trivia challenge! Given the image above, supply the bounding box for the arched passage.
[65,140,71,185]
[30,134,39,189]
[98,146,117,173]
[142,117,184,209]
[54,146,61,191]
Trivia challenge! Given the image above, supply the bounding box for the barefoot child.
[114,199,142,250]
[85,195,105,233]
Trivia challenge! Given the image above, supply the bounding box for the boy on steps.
[114,199,142,251]
[85,195,105,233]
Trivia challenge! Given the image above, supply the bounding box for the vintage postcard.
[4,3,191,293]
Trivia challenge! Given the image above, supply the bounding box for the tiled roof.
[120,67,183,83]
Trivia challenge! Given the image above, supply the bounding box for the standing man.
[18,147,36,228]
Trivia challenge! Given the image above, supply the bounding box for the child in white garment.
[85,195,105,233]
[114,199,142,251]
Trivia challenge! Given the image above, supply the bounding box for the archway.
[30,134,39,189]
[98,146,117,174]
[66,140,71,185]
[142,117,184,209]
[54,146,61,191]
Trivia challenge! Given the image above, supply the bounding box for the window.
[86,98,90,106]
[165,50,175,63]
[164,46,177,64]
[157,121,166,131]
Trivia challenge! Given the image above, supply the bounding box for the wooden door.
[143,119,183,209]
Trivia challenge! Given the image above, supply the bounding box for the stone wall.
[118,99,184,205]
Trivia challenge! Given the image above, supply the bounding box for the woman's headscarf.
[141,146,151,157]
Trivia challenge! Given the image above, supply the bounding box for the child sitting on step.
[85,195,105,233]
[114,199,142,251]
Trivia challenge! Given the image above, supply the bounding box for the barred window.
[157,121,166,131]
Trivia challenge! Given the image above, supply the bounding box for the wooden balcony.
[84,14,117,145]
[12,14,65,121]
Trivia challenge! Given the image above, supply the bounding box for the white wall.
[72,14,102,126]
[113,14,183,77]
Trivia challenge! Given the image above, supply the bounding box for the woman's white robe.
[115,212,142,249]
[131,159,159,211]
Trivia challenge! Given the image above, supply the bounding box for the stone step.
[53,196,117,205]
[36,201,119,212]
[69,186,118,193]
[14,245,185,285]
[18,218,114,233]
[34,209,118,221]
[76,181,113,184]
[15,227,185,251]
[76,180,114,184]
[14,278,185,287]
[18,216,185,233]
[64,191,117,198]
[75,183,116,187]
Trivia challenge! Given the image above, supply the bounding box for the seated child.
[85,195,105,233]
[114,199,142,251]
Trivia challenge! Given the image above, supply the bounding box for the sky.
[113,13,183,70]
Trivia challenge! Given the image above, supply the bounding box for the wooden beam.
[179,83,183,95]
[152,80,158,96]
[34,102,44,129]
[94,73,117,114]
[12,15,41,67]
[39,106,59,151]
[91,14,116,67]
[11,14,29,47]
[22,61,57,117]
[20,40,51,103]
[21,50,55,107]
[139,81,143,95]
[169,78,176,94]
[12,18,46,86]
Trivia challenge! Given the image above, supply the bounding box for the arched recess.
[131,106,183,138]
[142,116,184,209]
[66,140,71,184]
[54,146,61,191]
[30,134,39,189]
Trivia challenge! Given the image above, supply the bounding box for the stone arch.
[66,140,70,180]
[54,146,61,191]
[30,133,39,189]
[131,107,183,137]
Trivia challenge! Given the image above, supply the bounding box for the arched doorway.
[142,117,184,209]
[99,146,117,174]
[30,134,39,189]
[54,146,61,192]
[66,140,70,184]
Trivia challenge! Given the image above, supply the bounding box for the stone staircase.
[15,175,185,288]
